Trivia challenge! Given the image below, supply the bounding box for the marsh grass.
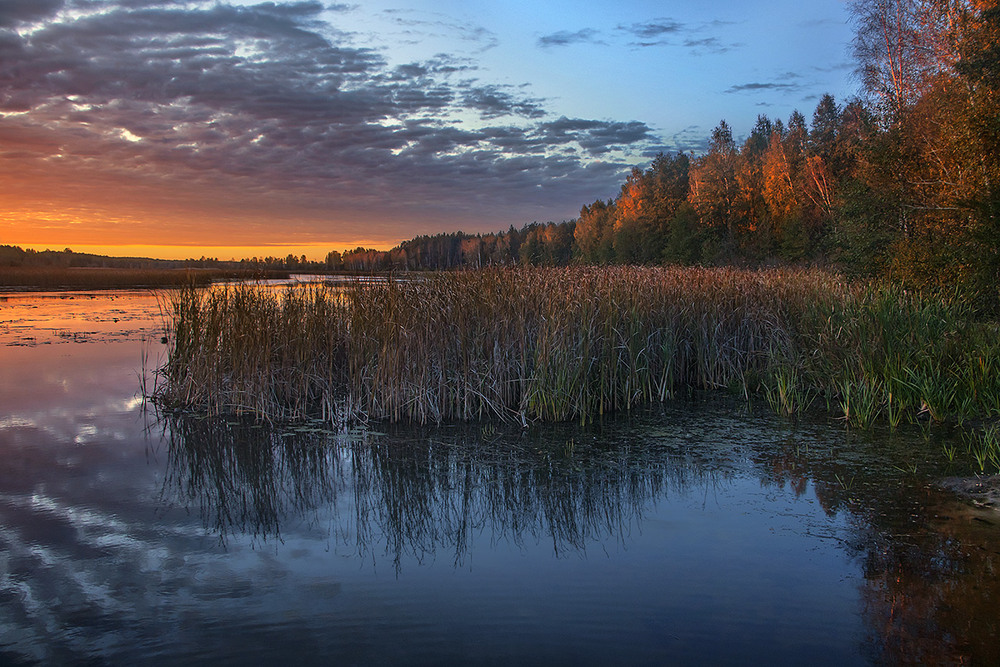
[153,266,1000,430]
[966,425,1000,473]
[774,286,1000,429]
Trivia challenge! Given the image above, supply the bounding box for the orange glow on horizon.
[1,201,408,262]
[13,242,400,262]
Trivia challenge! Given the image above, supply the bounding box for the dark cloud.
[0,0,63,27]
[461,85,545,119]
[682,37,740,55]
[531,117,656,157]
[616,17,740,53]
[812,62,854,73]
[0,0,660,239]
[537,28,601,48]
[619,19,683,42]
[725,82,803,94]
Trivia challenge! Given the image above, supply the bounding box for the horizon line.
[11,242,401,263]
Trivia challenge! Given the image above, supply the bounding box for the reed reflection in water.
[157,405,1000,665]
[160,413,729,569]
[7,288,1000,664]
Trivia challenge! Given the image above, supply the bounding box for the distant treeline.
[0,247,300,289]
[326,224,574,273]
[0,245,248,270]
[0,245,325,273]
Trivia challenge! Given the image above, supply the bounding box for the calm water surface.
[0,290,998,665]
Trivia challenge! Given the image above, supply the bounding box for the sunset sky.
[1,0,855,260]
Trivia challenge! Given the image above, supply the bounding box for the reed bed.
[153,266,1000,429]
[766,285,1000,428]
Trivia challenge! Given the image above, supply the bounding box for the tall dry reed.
[153,267,1000,428]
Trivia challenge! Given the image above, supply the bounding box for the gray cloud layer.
[0,1,665,241]
[538,18,740,55]
[537,28,601,48]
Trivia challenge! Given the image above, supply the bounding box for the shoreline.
[939,475,1000,514]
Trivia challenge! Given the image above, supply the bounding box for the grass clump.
[965,425,1000,474]
[768,285,1000,428]
[153,267,1000,429]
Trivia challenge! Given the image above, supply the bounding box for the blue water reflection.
[0,291,997,665]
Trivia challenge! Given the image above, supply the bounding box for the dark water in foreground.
[0,291,998,665]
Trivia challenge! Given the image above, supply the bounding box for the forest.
[328,1,999,313]
[4,2,996,313]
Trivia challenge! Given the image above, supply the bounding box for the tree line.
[329,1,999,311]
[7,2,996,309]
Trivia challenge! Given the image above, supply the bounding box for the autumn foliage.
[337,2,998,313]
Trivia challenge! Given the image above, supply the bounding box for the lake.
[1,289,997,665]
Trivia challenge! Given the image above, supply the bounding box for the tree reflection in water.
[757,430,1000,666]
[160,414,726,568]
[159,409,1000,663]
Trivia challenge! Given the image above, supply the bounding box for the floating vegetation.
[152,267,1000,431]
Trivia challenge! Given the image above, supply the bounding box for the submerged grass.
[153,266,1000,430]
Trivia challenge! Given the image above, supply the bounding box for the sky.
[0,0,857,260]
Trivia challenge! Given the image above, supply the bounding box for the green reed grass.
[769,284,1000,428]
[153,267,1000,430]
[966,425,1000,474]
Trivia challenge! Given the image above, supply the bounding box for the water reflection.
[157,408,1000,664]
[160,414,731,568]
[162,416,340,543]
[753,428,1000,665]
[3,289,999,664]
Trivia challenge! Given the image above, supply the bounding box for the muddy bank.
[940,475,1000,512]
